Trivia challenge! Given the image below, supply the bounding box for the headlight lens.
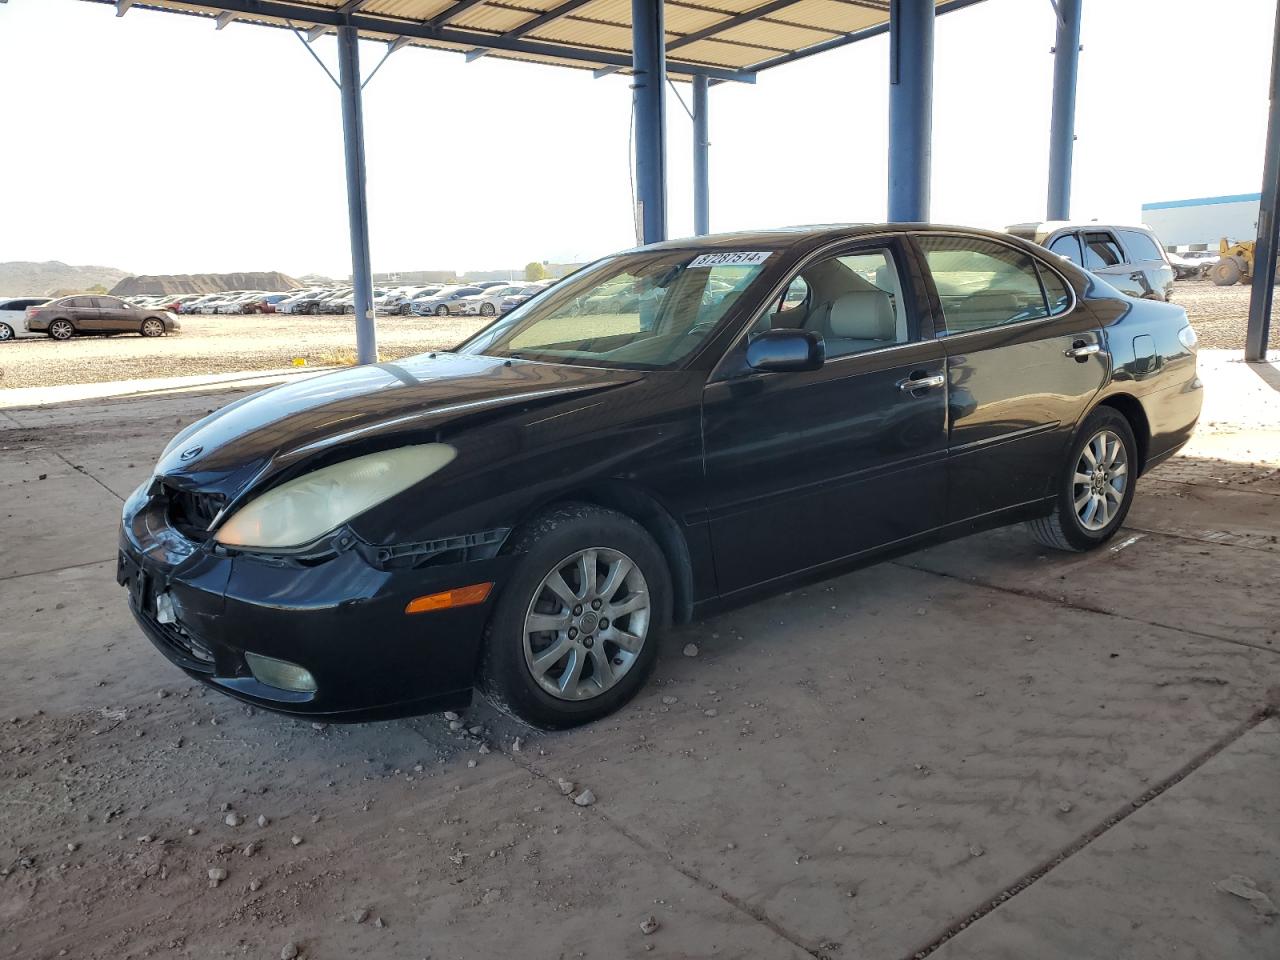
[1178,324,1198,350]
[214,443,456,549]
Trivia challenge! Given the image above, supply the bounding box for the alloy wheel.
[50,320,74,340]
[142,319,165,337]
[0,323,12,341]
[1073,429,1128,531]
[522,547,650,702]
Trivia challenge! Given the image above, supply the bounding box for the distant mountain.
[111,272,303,295]
[0,261,131,297]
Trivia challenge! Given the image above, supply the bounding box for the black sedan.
[118,225,1202,728]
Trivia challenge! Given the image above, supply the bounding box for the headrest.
[829,290,896,340]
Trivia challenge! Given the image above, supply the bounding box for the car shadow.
[1245,356,1280,392]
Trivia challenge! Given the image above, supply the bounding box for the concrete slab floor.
[0,353,1277,959]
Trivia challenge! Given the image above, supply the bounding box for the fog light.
[244,652,317,693]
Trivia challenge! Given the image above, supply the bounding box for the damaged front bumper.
[116,481,514,721]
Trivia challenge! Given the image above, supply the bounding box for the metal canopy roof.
[85,0,984,82]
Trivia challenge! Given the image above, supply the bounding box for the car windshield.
[457,249,772,370]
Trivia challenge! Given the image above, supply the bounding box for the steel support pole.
[1046,0,1082,221]
[692,74,710,236]
[631,0,667,244]
[887,0,934,222]
[1246,0,1280,361]
[336,24,377,364]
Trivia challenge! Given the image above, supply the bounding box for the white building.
[1140,194,1260,250]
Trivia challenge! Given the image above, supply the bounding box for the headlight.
[213,444,456,549]
[1178,324,1198,350]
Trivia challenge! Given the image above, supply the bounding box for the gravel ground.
[0,282,1267,391]
[0,314,487,390]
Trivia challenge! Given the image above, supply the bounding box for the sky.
[0,0,1274,279]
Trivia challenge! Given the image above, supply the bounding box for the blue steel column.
[337,24,377,364]
[1047,0,1083,221]
[692,74,710,236]
[631,0,668,243]
[887,0,934,222]
[1246,0,1280,361]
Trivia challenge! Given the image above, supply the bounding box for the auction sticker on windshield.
[688,251,772,268]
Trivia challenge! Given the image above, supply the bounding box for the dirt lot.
[1,354,1278,959]
[0,281,1270,390]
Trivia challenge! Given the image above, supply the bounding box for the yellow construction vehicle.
[1211,237,1257,286]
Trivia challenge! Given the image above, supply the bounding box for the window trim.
[1046,231,1084,266]
[910,231,1080,342]
[709,232,929,381]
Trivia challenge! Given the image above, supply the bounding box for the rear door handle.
[1066,341,1100,360]
[898,373,945,392]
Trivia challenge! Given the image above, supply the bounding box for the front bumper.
[117,483,513,721]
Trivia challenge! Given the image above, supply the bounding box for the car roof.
[1007,220,1158,238]
[630,223,1049,257]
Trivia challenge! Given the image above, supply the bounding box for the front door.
[911,233,1108,523]
[702,239,949,598]
[94,297,136,333]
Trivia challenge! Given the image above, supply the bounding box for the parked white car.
[410,285,485,317]
[457,284,540,317]
[0,296,52,341]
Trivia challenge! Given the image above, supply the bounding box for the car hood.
[154,353,642,498]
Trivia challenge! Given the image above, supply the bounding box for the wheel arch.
[1094,392,1151,475]
[515,481,696,624]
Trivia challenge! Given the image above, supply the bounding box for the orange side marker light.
[404,582,494,615]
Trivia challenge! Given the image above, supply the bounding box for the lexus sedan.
[118,225,1201,729]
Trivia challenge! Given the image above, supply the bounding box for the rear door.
[66,297,101,331]
[1081,229,1153,299]
[912,233,1108,523]
[1116,228,1175,301]
[702,237,949,596]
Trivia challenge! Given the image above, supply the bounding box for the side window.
[66,297,89,308]
[1118,229,1164,263]
[1048,233,1083,265]
[753,248,908,358]
[1035,263,1072,316]
[918,235,1049,334]
[1083,231,1124,269]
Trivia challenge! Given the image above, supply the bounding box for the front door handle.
[1066,341,1100,360]
[898,372,946,392]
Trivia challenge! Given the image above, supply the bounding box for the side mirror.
[746,329,825,373]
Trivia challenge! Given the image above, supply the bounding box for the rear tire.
[0,322,13,342]
[1028,406,1138,552]
[479,503,671,729]
[48,319,75,341]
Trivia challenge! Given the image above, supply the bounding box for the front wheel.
[400,303,411,315]
[435,304,450,317]
[1027,406,1137,552]
[141,318,166,337]
[48,319,75,341]
[479,504,671,729]
[480,302,496,317]
[1211,257,1242,286]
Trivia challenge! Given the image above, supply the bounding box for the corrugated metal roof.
[79,0,986,80]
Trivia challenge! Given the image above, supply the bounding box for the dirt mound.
[110,272,304,296]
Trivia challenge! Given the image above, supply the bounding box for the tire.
[399,303,411,316]
[479,503,672,729]
[1027,406,1138,552]
[0,322,13,342]
[1211,257,1242,286]
[141,318,166,338]
[435,304,450,317]
[48,319,75,341]
[480,302,496,317]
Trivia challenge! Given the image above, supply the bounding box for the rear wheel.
[1028,406,1137,552]
[141,318,166,337]
[479,504,670,729]
[48,319,75,341]
[0,322,13,342]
